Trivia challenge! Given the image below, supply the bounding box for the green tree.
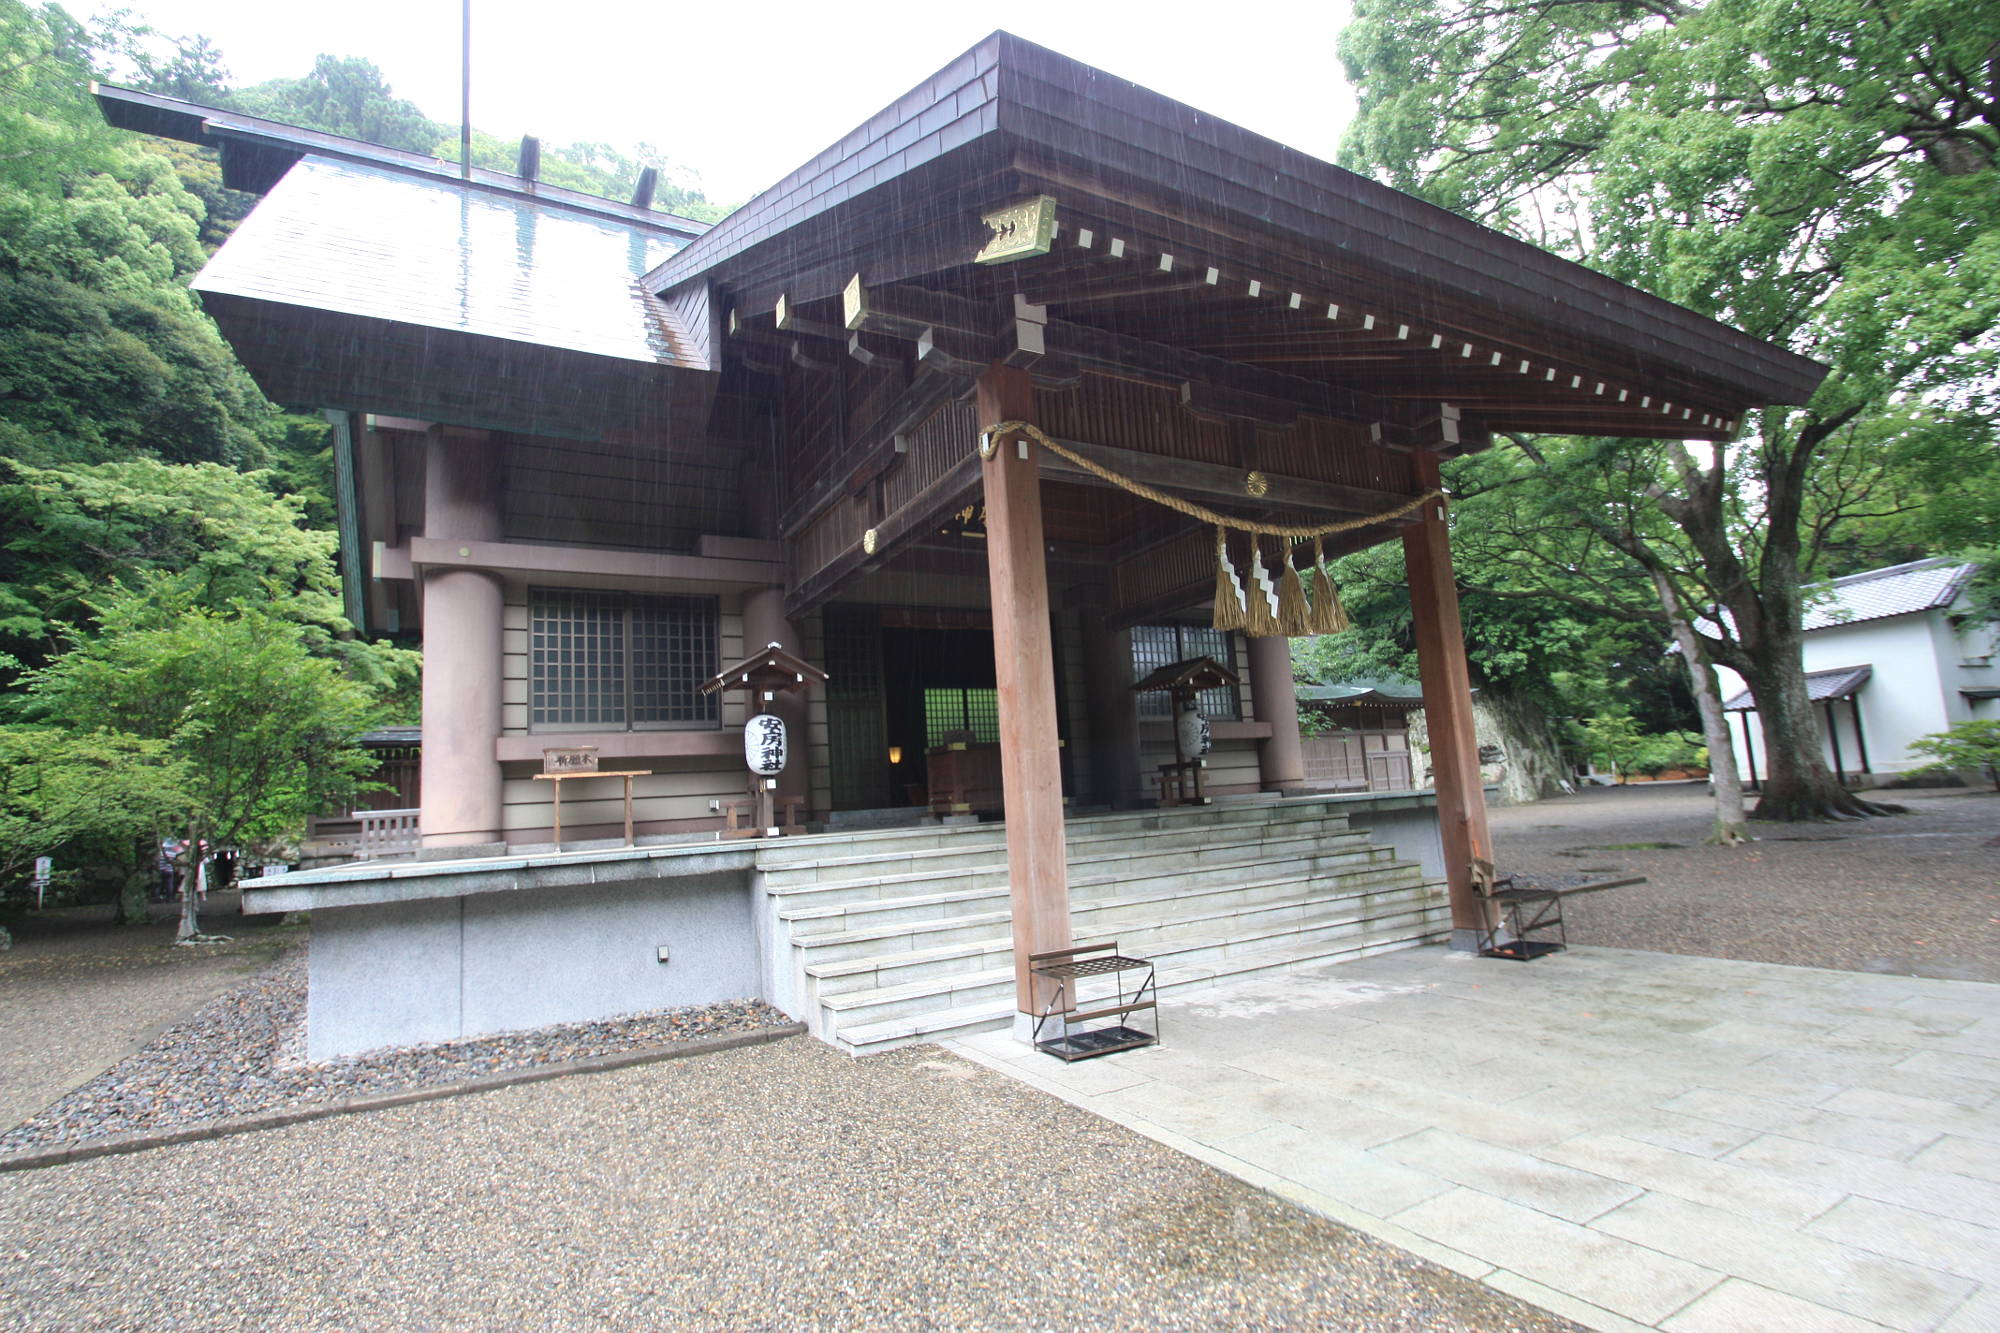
[1908,719,2000,791]
[25,587,379,939]
[232,55,441,154]
[0,723,186,934]
[1340,0,2000,821]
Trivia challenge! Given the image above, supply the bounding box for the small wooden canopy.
[1131,656,1240,697]
[698,642,830,698]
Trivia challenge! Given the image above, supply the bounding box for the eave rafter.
[955,198,1745,442]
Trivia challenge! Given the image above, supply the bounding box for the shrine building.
[95,33,1824,1058]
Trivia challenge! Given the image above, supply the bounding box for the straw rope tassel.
[1245,540,1280,637]
[1275,543,1312,637]
[1309,537,1349,634]
[1212,526,1246,631]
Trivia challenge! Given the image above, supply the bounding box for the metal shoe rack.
[1028,941,1159,1061]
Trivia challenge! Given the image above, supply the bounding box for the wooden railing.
[356,808,421,860]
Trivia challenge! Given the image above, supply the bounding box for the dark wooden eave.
[650,31,1827,447]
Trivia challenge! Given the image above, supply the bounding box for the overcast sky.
[86,0,1359,205]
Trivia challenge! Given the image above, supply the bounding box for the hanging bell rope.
[980,420,1440,638]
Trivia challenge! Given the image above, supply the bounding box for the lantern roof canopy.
[1132,656,1240,696]
[699,642,830,696]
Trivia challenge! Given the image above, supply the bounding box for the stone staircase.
[751,795,1448,1055]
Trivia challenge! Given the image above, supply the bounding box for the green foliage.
[1293,540,1693,733]
[1339,0,2000,814]
[232,55,442,154]
[0,724,186,901]
[24,585,380,857]
[1908,719,2000,790]
[0,459,418,703]
[1574,712,1705,780]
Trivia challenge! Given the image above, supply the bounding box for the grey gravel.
[3,944,792,1152]
[0,1036,1578,1332]
[0,907,296,1133]
[1491,781,2000,981]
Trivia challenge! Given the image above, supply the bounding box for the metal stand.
[1029,942,1159,1061]
[1473,862,1567,961]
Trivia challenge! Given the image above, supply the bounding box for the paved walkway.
[949,945,2000,1332]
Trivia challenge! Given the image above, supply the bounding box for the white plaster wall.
[307,871,758,1060]
[1714,611,1958,780]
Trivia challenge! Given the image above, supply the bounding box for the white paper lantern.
[1176,705,1212,758]
[745,713,788,776]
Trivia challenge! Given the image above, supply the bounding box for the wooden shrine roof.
[659,32,1828,445]
[1132,656,1241,695]
[699,644,830,696]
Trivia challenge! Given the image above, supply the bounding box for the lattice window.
[530,589,717,731]
[923,687,1002,747]
[1131,625,1241,719]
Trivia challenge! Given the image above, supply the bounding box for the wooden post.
[1401,453,1495,943]
[978,364,1072,1016]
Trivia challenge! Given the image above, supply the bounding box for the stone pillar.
[1079,609,1142,807]
[418,430,506,850]
[741,587,810,817]
[1402,453,1494,943]
[977,365,1072,1017]
[1246,634,1306,793]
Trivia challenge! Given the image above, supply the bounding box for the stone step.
[762,824,1377,906]
[755,810,1359,889]
[814,890,1444,1029]
[806,877,1440,999]
[829,901,1450,1055]
[781,852,1418,943]
[749,794,1363,869]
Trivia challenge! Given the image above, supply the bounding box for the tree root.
[173,932,234,946]
[1705,820,1751,846]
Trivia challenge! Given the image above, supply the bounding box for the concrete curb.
[0,1022,807,1175]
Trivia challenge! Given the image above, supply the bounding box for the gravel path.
[3,944,792,1153]
[0,909,298,1133]
[0,1036,1578,1332]
[1490,782,2000,981]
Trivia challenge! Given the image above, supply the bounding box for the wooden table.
[531,770,651,850]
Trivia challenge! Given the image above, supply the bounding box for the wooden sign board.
[542,746,599,774]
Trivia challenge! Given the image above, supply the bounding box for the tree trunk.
[1744,656,1896,819]
[1650,572,1748,844]
[176,852,203,941]
[114,869,151,926]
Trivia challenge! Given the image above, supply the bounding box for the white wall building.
[1715,559,1994,786]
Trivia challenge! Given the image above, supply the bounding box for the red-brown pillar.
[1246,635,1306,793]
[741,588,809,818]
[1402,453,1495,941]
[418,429,506,849]
[978,365,1072,1015]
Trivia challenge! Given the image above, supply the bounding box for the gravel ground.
[0,1035,1577,1333]
[0,904,299,1133]
[1490,781,2000,981]
[2,944,792,1153]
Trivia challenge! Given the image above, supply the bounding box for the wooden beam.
[978,366,1072,1017]
[782,454,982,618]
[1401,452,1494,939]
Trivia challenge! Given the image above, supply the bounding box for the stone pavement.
[948,945,2000,1332]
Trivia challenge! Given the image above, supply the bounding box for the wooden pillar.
[1246,635,1306,793]
[418,430,505,850]
[1401,453,1494,942]
[1080,610,1142,806]
[978,365,1072,1015]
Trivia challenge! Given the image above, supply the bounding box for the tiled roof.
[1801,558,1976,632]
[193,157,693,366]
[1723,665,1872,712]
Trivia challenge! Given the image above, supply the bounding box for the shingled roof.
[1800,559,1978,632]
